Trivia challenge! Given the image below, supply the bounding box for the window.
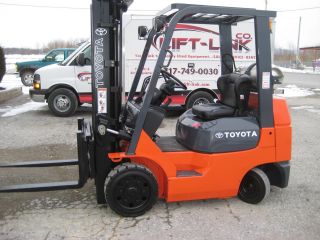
[67,50,74,58]
[45,50,65,62]
[82,46,92,65]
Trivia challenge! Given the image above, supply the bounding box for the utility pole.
[296,16,302,69]
[265,0,268,10]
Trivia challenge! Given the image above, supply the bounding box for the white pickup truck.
[30,14,282,117]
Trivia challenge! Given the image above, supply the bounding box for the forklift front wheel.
[104,163,158,217]
[238,168,270,204]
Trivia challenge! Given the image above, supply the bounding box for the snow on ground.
[291,106,314,110]
[0,74,31,94]
[5,54,44,74]
[5,54,44,64]
[275,85,315,98]
[1,101,47,117]
[291,106,320,115]
[0,106,12,113]
[275,65,320,75]
[0,73,44,117]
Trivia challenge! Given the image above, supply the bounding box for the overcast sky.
[0,0,319,49]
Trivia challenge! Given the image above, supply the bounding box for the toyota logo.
[95,28,107,36]
[215,132,224,139]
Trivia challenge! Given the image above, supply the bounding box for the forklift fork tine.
[0,181,81,193]
[0,159,78,168]
[0,119,93,193]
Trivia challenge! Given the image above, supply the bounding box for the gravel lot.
[0,72,320,240]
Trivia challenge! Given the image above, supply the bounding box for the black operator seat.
[192,73,252,121]
[125,101,166,138]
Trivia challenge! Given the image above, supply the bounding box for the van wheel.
[238,168,270,204]
[186,91,215,109]
[48,88,78,117]
[104,163,158,217]
[21,70,34,86]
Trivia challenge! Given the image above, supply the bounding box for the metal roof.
[157,4,276,25]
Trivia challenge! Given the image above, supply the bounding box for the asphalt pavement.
[0,72,319,240]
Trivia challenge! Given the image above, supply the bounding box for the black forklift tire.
[104,163,158,217]
[238,168,270,204]
[21,70,35,86]
[48,88,78,117]
[186,91,215,109]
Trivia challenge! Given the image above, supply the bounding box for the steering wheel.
[245,63,256,75]
[161,69,187,90]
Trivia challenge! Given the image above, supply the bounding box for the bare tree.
[0,46,6,83]
[42,39,87,52]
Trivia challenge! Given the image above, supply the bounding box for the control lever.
[106,128,131,140]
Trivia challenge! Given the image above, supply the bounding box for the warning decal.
[262,72,270,89]
[97,88,107,114]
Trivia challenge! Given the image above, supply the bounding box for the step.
[176,170,202,177]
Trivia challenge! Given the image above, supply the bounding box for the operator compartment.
[176,72,260,153]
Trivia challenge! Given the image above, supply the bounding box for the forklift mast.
[0,0,133,203]
[91,0,132,203]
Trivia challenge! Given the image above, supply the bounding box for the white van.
[30,41,92,116]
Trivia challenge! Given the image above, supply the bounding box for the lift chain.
[104,60,119,67]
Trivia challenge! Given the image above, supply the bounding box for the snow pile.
[275,85,314,98]
[0,74,31,94]
[5,54,44,73]
[1,101,46,117]
[5,54,44,64]
[0,106,12,113]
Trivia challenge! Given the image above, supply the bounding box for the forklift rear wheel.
[238,168,270,204]
[104,163,158,217]
[48,88,78,117]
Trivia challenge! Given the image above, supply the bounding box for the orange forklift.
[0,1,291,217]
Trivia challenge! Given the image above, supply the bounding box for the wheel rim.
[239,175,261,201]
[193,97,210,106]
[23,73,34,85]
[53,94,71,112]
[113,175,151,210]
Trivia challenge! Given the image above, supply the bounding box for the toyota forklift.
[0,0,291,217]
